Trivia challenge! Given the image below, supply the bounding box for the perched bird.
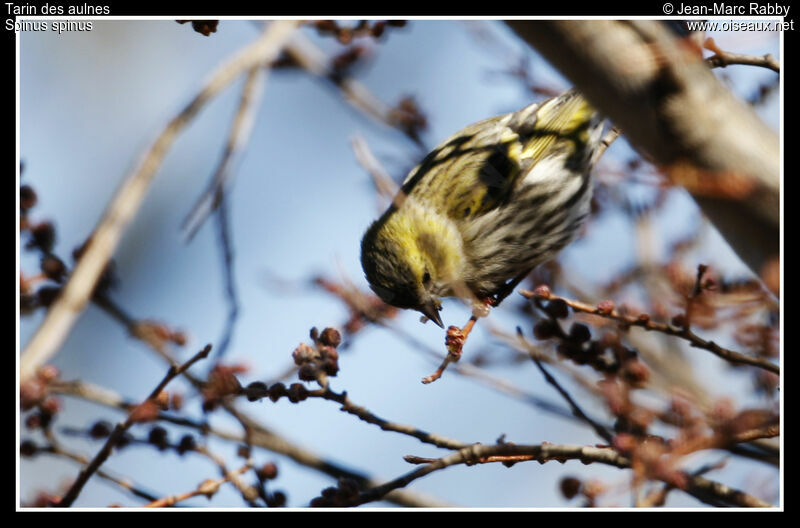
[360,89,604,328]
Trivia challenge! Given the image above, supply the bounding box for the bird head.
[360,202,464,328]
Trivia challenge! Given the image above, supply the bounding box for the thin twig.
[349,442,773,508]
[20,20,300,384]
[193,445,259,506]
[526,338,614,444]
[49,377,452,508]
[57,345,213,507]
[285,32,427,150]
[182,63,266,240]
[592,125,622,164]
[704,47,780,73]
[144,463,253,508]
[38,442,161,503]
[246,382,467,450]
[351,134,399,206]
[210,194,239,359]
[520,289,779,374]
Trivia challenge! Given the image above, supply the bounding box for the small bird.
[361,90,604,328]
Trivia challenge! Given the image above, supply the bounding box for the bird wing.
[399,91,597,222]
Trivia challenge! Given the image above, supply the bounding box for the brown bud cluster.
[292,327,342,383]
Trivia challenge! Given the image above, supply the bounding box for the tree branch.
[506,20,779,278]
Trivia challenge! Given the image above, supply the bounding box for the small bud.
[25,414,41,429]
[287,383,308,403]
[177,435,196,455]
[20,440,38,457]
[36,365,60,382]
[41,397,61,415]
[533,320,559,340]
[556,341,581,360]
[292,343,316,366]
[319,345,339,362]
[244,381,269,402]
[154,390,169,410]
[559,476,582,499]
[20,185,37,211]
[671,314,687,328]
[545,299,569,319]
[148,426,169,450]
[20,380,46,411]
[568,323,592,343]
[371,21,386,37]
[197,479,220,498]
[89,420,113,439]
[257,462,279,480]
[298,364,318,382]
[266,491,286,508]
[319,328,342,348]
[27,222,56,252]
[532,284,551,299]
[612,433,637,453]
[596,300,615,315]
[40,255,67,282]
[170,392,184,411]
[622,360,650,387]
[37,286,62,307]
[268,383,287,402]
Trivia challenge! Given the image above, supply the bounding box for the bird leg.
[491,269,533,307]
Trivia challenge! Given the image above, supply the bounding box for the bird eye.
[422,271,431,284]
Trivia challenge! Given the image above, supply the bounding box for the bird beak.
[420,300,444,328]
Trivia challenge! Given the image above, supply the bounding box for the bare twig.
[349,442,773,508]
[58,345,213,507]
[246,382,467,450]
[49,377,452,508]
[351,134,399,206]
[525,336,614,444]
[144,463,253,508]
[37,442,161,503]
[193,445,259,506]
[520,288,779,374]
[209,195,239,359]
[285,32,427,150]
[182,63,266,240]
[592,125,622,164]
[703,38,780,73]
[20,20,300,384]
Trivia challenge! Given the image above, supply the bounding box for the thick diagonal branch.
[506,20,779,278]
